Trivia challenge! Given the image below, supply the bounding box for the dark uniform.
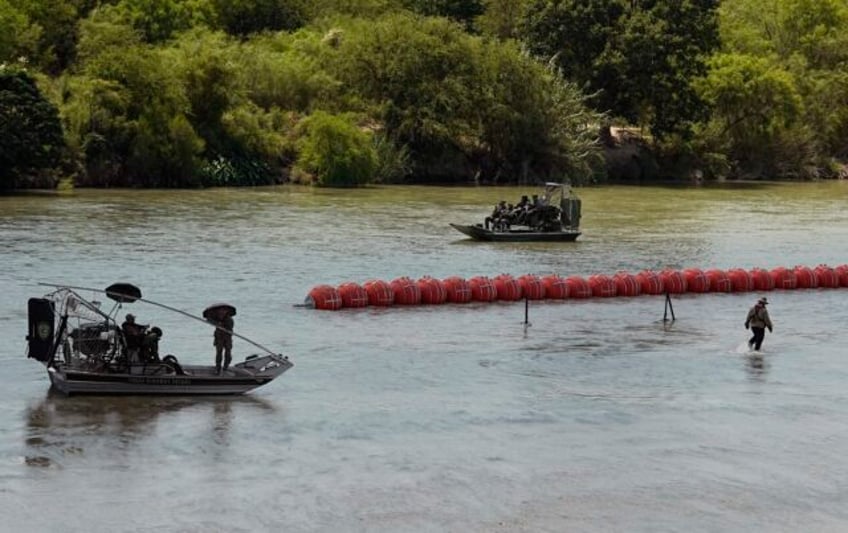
[214,315,234,373]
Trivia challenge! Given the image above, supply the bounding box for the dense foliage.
[0,0,845,188]
[0,69,65,189]
[522,0,720,141]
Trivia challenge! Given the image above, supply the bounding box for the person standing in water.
[745,297,773,351]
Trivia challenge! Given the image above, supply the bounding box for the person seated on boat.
[511,196,530,225]
[484,200,507,230]
[121,313,146,362]
[140,326,163,362]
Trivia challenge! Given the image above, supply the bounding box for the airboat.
[450,182,582,242]
[26,283,292,395]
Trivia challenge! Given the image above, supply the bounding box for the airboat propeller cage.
[105,283,142,303]
[203,303,237,321]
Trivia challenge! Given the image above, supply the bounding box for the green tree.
[210,0,306,37]
[522,0,720,141]
[0,0,40,64]
[401,0,484,30]
[294,110,377,186]
[0,69,65,189]
[694,53,804,177]
[705,0,848,177]
[329,11,601,183]
[113,0,216,43]
[475,0,531,40]
[62,13,205,186]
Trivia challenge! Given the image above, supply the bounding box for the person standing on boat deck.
[214,313,234,374]
[745,297,773,351]
[121,313,145,361]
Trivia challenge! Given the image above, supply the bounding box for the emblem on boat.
[36,321,52,340]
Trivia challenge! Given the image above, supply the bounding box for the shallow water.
[2,183,848,532]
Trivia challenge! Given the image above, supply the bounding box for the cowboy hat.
[757,297,768,305]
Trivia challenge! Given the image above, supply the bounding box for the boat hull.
[450,223,581,242]
[47,355,292,396]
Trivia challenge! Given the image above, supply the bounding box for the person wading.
[744,297,773,351]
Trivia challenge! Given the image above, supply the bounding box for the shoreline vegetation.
[2,0,847,191]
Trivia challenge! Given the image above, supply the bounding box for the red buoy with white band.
[305,284,342,310]
[494,274,522,301]
[337,282,368,308]
[469,276,498,302]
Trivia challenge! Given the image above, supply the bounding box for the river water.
[1,183,848,532]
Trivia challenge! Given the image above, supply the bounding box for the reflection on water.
[24,390,277,468]
[745,353,770,382]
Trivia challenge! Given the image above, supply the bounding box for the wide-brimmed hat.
[758,297,768,305]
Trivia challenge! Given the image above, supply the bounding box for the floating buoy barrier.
[815,264,838,288]
[305,264,848,310]
[305,284,342,310]
[418,276,447,304]
[588,274,616,298]
[613,272,640,297]
[391,276,421,305]
[750,268,774,291]
[705,269,731,293]
[493,274,522,301]
[565,276,592,299]
[542,274,568,299]
[660,269,686,294]
[636,270,663,295]
[770,267,796,290]
[469,276,498,302]
[836,265,848,286]
[728,268,754,292]
[338,282,368,308]
[363,279,394,306]
[683,268,708,293]
[518,274,545,300]
[444,276,472,303]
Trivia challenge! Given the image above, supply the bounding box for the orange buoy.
[613,272,641,297]
[750,268,774,291]
[835,265,848,287]
[660,270,687,294]
[727,268,753,292]
[363,279,394,306]
[469,276,498,302]
[814,264,839,288]
[390,276,421,305]
[705,269,731,293]
[417,276,447,304]
[683,268,709,293]
[770,267,796,290]
[565,276,591,299]
[517,274,545,300]
[588,274,616,297]
[305,285,342,310]
[493,274,522,301]
[337,282,368,308]
[794,265,818,289]
[636,270,664,295]
[541,274,568,299]
[443,276,472,303]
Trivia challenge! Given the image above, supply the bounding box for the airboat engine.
[560,195,582,230]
